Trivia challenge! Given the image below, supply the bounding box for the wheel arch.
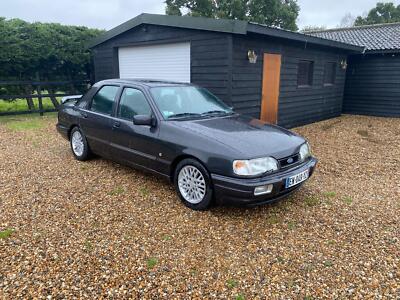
[67,124,80,140]
[169,154,211,183]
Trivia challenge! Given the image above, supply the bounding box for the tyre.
[70,127,91,161]
[174,158,213,210]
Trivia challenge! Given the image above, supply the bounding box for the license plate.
[285,169,309,188]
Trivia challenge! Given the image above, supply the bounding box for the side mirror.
[133,115,156,127]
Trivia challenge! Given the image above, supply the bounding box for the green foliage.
[0,18,103,103]
[355,2,400,26]
[343,196,353,205]
[165,0,300,31]
[304,196,320,207]
[108,186,125,196]
[147,257,158,269]
[226,278,238,289]
[0,228,14,239]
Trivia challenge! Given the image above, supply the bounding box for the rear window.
[90,85,119,115]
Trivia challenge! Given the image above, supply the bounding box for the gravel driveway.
[0,114,399,299]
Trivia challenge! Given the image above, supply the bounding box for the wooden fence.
[0,80,90,116]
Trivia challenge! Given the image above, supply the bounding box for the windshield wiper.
[168,112,202,119]
[201,110,233,116]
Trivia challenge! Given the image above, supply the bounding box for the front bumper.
[211,157,317,206]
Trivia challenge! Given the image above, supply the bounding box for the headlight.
[233,157,278,176]
[299,142,311,161]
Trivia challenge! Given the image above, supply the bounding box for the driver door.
[109,86,160,171]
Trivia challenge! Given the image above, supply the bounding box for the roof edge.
[306,21,400,34]
[88,13,248,48]
[247,23,364,52]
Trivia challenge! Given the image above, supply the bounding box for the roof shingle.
[307,23,400,52]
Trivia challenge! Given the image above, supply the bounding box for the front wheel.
[174,159,213,210]
[70,127,91,161]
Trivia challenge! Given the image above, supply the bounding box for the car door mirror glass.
[133,115,155,126]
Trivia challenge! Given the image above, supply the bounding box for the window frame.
[297,60,314,88]
[115,86,155,121]
[323,62,337,86]
[88,84,121,116]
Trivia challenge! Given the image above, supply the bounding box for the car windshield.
[150,86,233,119]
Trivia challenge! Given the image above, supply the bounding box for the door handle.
[112,121,121,128]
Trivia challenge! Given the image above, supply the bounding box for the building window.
[324,62,337,85]
[297,60,314,87]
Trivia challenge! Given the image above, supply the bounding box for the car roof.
[94,78,192,88]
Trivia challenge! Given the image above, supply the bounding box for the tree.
[165,0,300,31]
[339,13,355,28]
[355,2,400,26]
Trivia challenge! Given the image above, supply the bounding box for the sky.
[0,0,398,30]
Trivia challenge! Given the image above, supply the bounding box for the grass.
[0,113,57,131]
[266,214,280,225]
[304,196,320,207]
[0,228,14,239]
[287,221,297,230]
[0,97,60,113]
[323,191,336,198]
[343,196,353,205]
[84,240,93,252]
[139,186,150,197]
[323,260,333,267]
[108,186,125,196]
[226,279,238,289]
[147,257,158,269]
[162,235,172,241]
[235,294,245,300]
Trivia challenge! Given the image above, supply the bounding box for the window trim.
[88,84,120,116]
[115,86,155,121]
[323,62,337,86]
[297,60,314,88]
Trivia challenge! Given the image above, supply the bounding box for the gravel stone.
[0,114,399,299]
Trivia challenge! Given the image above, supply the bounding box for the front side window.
[90,85,119,115]
[117,88,152,119]
[323,62,337,85]
[297,60,314,87]
[150,86,232,119]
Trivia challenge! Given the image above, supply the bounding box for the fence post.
[37,84,44,116]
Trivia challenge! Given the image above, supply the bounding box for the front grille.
[278,154,300,169]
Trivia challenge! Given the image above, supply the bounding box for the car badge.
[287,157,294,164]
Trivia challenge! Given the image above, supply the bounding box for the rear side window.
[323,62,337,85]
[90,85,119,115]
[297,60,314,87]
[117,88,152,120]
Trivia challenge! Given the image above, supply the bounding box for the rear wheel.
[174,159,213,210]
[70,127,91,161]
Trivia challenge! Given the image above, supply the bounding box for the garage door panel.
[118,42,191,83]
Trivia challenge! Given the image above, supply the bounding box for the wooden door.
[260,53,282,124]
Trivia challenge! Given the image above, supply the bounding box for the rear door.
[79,84,120,157]
[109,86,161,172]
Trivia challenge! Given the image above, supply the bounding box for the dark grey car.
[57,79,317,210]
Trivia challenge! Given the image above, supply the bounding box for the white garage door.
[118,42,191,83]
